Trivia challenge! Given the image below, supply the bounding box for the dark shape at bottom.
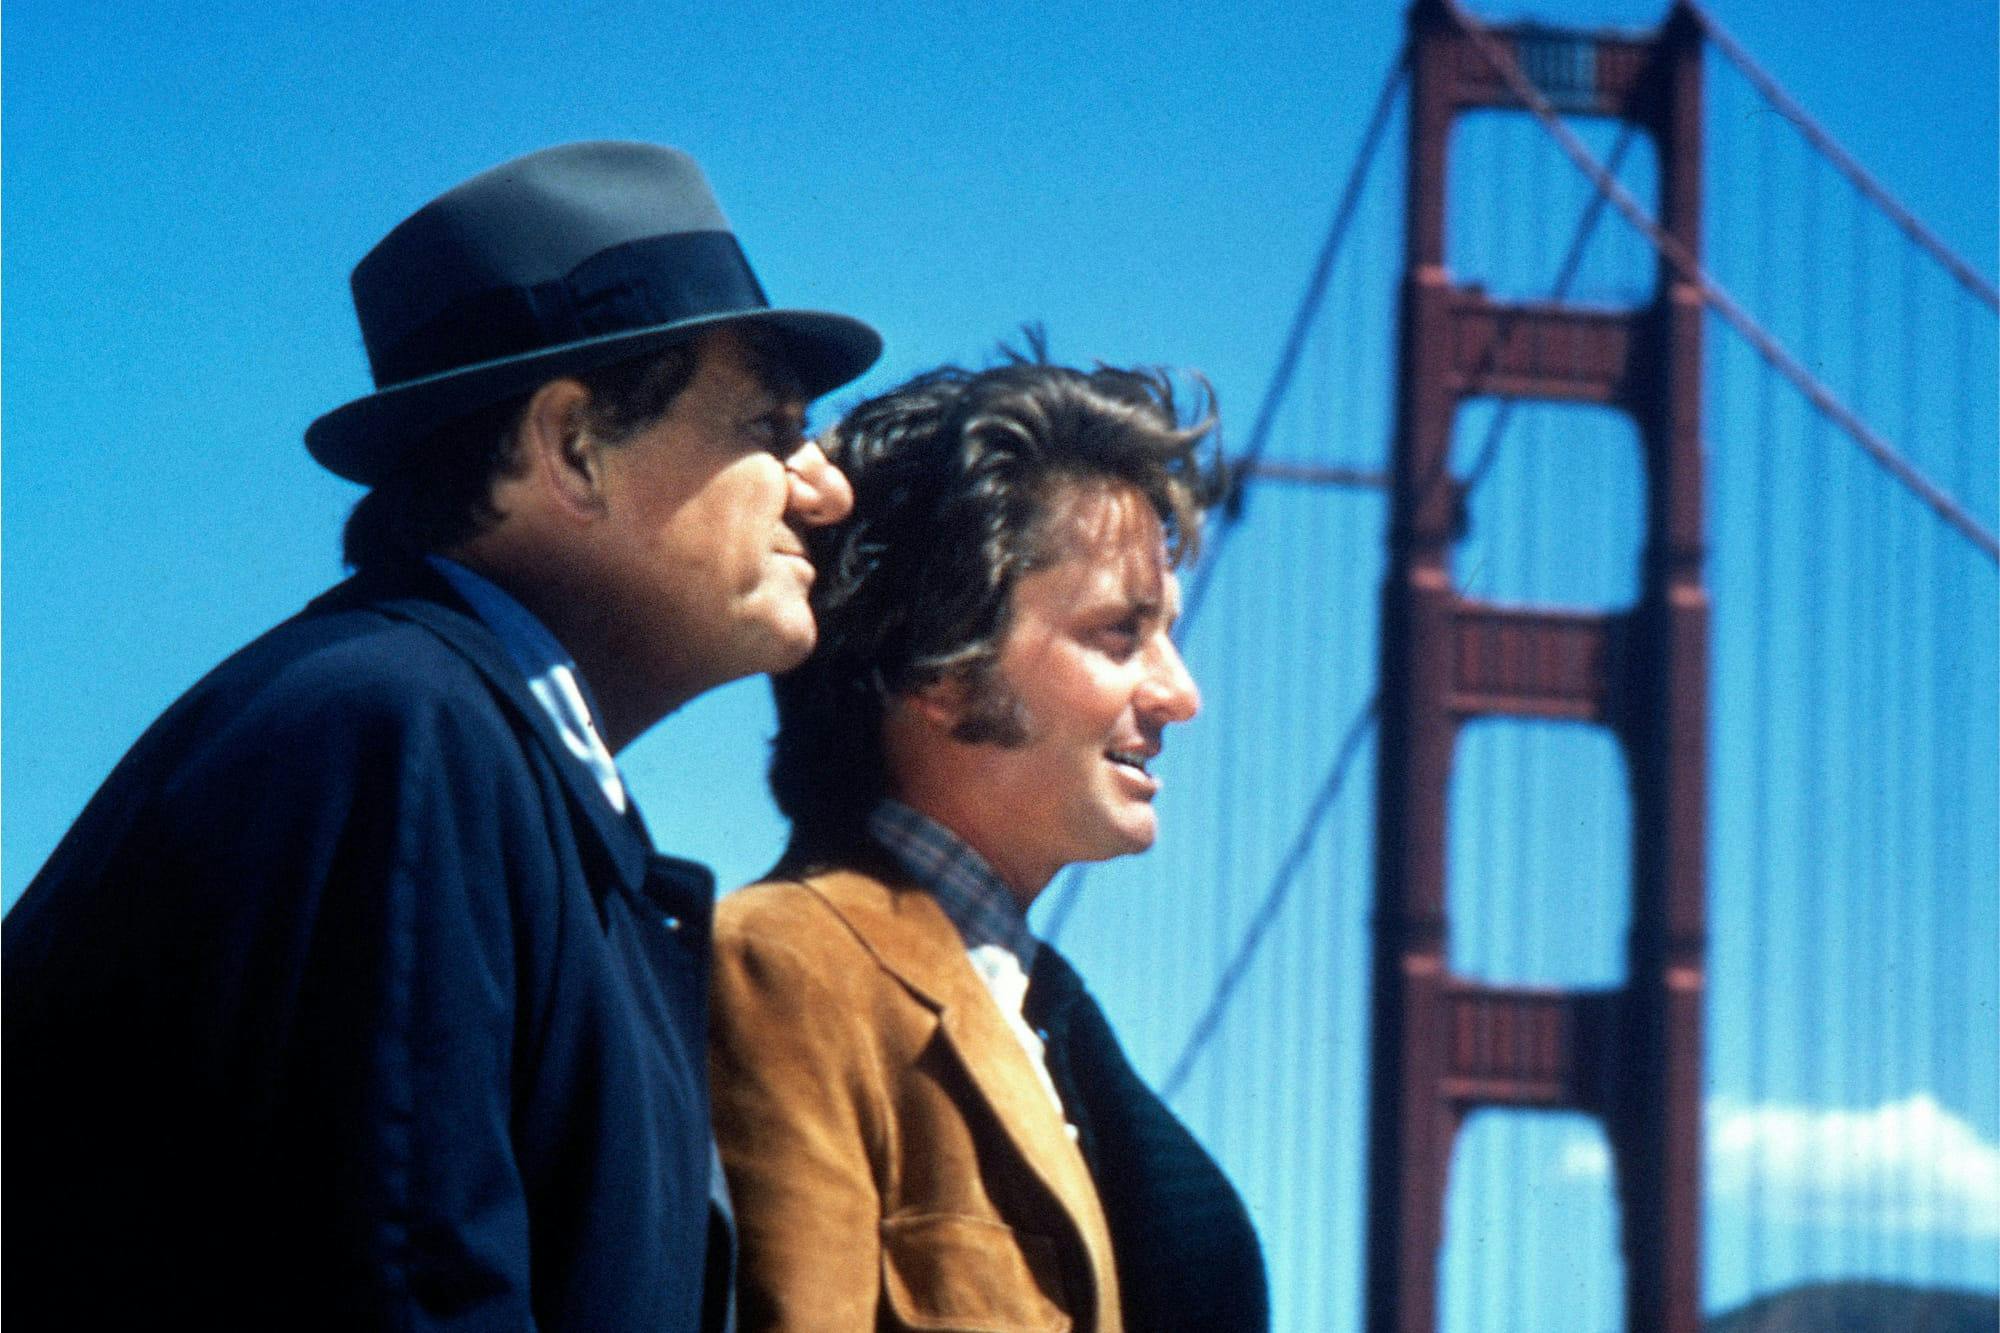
[1705,1279,2000,1333]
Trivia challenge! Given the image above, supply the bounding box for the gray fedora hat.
[306,141,882,484]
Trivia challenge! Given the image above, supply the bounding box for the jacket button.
[662,915,682,932]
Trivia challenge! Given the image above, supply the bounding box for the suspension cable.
[1451,9,2000,566]
[1161,697,1380,1101]
[1041,47,1408,948]
[1685,0,1999,312]
[1156,49,1647,1093]
[1177,45,1410,640]
[1459,121,1640,494]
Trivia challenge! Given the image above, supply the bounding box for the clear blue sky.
[7,1,1995,1327]
[10,0,1989,905]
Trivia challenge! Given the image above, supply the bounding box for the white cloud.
[1556,1094,2000,1239]
[1560,1134,1614,1180]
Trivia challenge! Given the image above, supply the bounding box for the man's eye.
[747,415,805,456]
[1097,621,1142,655]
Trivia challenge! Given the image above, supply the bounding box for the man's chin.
[1096,812,1159,860]
[760,617,819,675]
[697,610,818,689]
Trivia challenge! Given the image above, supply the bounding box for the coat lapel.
[804,869,1120,1323]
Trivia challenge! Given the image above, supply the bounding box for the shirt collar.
[869,798,1037,973]
[427,556,628,813]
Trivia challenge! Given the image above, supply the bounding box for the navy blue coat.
[5,562,727,1330]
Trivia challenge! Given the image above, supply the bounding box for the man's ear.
[904,675,969,732]
[519,378,606,522]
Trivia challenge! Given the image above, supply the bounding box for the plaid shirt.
[868,799,1068,1121]
[868,799,1039,972]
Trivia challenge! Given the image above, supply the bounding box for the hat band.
[367,229,769,389]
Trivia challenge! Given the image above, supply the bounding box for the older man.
[709,356,1270,1331]
[4,142,878,1330]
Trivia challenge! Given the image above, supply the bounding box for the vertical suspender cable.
[1849,178,1886,1281]
[1798,141,1828,1279]
[1901,238,1933,1283]
[1745,84,1777,1294]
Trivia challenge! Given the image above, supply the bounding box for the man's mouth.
[1105,748,1152,776]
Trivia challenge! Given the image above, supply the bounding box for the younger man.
[710,355,1269,1331]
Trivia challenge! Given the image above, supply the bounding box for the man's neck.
[444,540,687,754]
[885,789,1052,910]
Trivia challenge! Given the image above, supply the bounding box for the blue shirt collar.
[427,556,573,685]
[428,556,628,813]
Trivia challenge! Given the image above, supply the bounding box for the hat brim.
[305,307,882,485]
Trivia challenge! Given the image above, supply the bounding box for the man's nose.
[783,439,854,526]
[1139,634,1201,724]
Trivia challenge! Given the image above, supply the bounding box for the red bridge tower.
[1366,2,1708,1329]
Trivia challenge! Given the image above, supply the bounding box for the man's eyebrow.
[742,338,807,407]
[1118,593,1168,625]
[1067,587,1144,621]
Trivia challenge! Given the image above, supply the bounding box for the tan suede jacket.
[710,866,1123,1333]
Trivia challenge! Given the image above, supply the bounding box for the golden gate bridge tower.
[1367,2,1707,1328]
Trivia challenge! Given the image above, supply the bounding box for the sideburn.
[948,662,1032,747]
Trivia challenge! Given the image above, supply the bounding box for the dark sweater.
[1027,948,1271,1332]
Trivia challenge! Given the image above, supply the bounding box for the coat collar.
[310,561,670,897]
[799,864,1120,1320]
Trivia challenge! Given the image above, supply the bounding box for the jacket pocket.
[879,1212,1073,1332]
